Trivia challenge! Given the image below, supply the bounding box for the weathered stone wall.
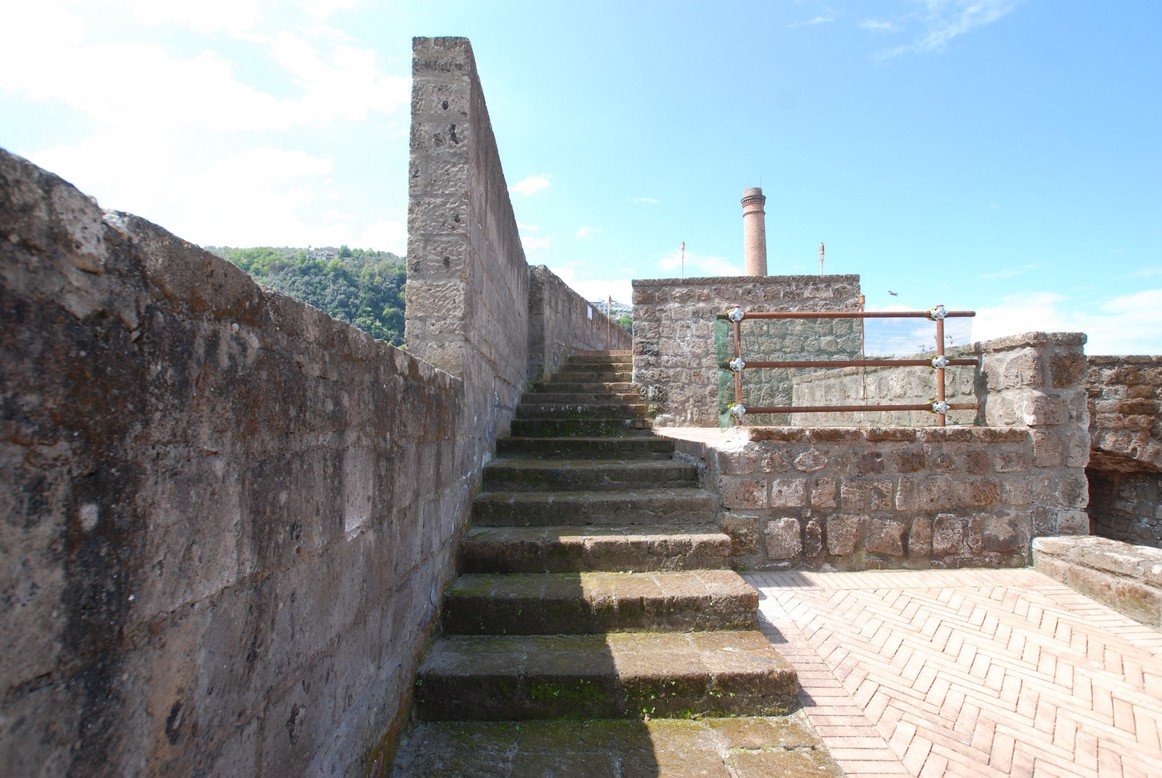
[632,275,861,427]
[1,150,466,775]
[790,353,977,427]
[527,265,631,384]
[1085,355,1162,546]
[406,38,626,441]
[665,332,1091,570]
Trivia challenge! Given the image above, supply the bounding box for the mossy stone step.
[460,525,730,573]
[509,417,652,437]
[482,458,698,492]
[550,368,633,382]
[495,436,675,461]
[443,570,757,634]
[414,630,798,721]
[514,401,651,420]
[538,380,637,394]
[472,488,720,527]
[392,714,842,778]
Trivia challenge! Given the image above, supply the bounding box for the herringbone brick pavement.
[746,568,1162,778]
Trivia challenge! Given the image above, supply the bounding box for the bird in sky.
[888,290,898,296]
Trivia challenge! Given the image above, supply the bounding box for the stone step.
[392,715,842,777]
[519,391,640,406]
[514,401,651,420]
[482,459,698,492]
[414,630,798,721]
[472,488,720,527]
[443,570,756,635]
[539,380,637,394]
[460,525,731,573]
[495,436,675,461]
[509,417,653,438]
[551,368,633,383]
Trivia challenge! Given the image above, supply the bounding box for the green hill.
[207,245,406,347]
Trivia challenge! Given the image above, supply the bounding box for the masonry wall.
[668,332,1091,570]
[791,354,977,427]
[1085,355,1162,547]
[632,275,861,427]
[0,151,466,776]
[528,264,631,384]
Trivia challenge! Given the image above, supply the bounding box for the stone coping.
[654,425,1030,446]
[1033,535,1162,628]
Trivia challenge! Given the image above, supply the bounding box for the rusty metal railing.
[717,305,978,427]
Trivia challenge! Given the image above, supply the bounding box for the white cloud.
[510,175,551,197]
[575,226,600,240]
[523,236,552,252]
[354,220,407,255]
[790,15,836,28]
[859,19,899,33]
[632,196,659,205]
[657,247,741,277]
[126,0,264,35]
[550,264,633,306]
[972,289,1162,355]
[881,0,1025,58]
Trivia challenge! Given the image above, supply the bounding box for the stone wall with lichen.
[631,275,861,427]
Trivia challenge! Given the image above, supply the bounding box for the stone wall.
[632,275,861,427]
[790,352,977,427]
[2,36,631,777]
[665,332,1091,570]
[527,264,631,384]
[1085,355,1162,546]
[1,151,465,775]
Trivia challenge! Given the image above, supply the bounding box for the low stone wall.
[666,332,1091,570]
[1085,355,1162,547]
[527,265,630,384]
[791,355,977,427]
[1034,536,1162,627]
[1,151,466,775]
[632,275,861,426]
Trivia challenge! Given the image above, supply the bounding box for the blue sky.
[3,1,1160,353]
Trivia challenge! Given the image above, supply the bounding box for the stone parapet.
[659,331,1093,570]
[1034,536,1162,627]
[0,148,466,775]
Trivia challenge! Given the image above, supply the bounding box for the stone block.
[721,513,760,555]
[769,478,807,509]
[810,478,837,510]
[909,518,933,558]
[840,479,894,512]
[792,450,828,473]
[932,515,966,556]
[865,519,906,557]
[804,519,824,557]
[1057,509,1090,535]
[720,477,769,509]
[826,515,863,556]
[764,518,803,560]
[981,514,1021,553]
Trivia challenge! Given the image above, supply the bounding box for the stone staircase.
[392,351,840,776]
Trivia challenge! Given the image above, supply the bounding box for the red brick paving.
[747,569,1162,778]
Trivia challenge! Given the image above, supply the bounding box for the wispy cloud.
[979,262,1042,281]
[973,288,1162,354]
[657,247,741,278]
[880,0,1025,58]
[510,174,551,197]
[575,225,601,240]
[632,196,659,205]
[522,235,552,252]
[790,15,836,29]
[859,19,899,33]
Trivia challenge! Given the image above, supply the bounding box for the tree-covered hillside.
[207,245,406,346]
